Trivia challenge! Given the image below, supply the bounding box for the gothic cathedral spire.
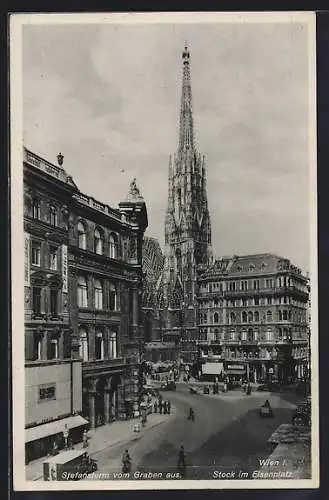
[161,45,213,352]
[179,45,194,151]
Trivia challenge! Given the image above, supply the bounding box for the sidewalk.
[26,407,176,481]
[258,423,312,479]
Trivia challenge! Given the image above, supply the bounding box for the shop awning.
[26,415,88,443]
[226,369,246,375]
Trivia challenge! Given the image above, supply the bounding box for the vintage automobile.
[160,381,176,391]
[189,386,199,395]
[43,449,97,481]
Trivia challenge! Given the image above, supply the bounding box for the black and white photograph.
[10,12,318,490]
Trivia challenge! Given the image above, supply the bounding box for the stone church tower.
[161,45,212,358]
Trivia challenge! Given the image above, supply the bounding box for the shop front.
[224,362,247,384]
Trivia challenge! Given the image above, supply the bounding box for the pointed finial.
[182,43,190,63]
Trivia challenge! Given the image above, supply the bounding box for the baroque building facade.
[196,254,310,383]
[24,148,147,461]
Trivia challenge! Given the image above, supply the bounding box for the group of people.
[153,397,171,415]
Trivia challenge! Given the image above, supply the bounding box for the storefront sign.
[61,244,68,292]
[226,364,245,371]
[24,232,30,286]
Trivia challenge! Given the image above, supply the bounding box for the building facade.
[160,45,212,362]
[24,148,147,461]
[196,254,310,383]
[68,180,148,428]
[24,148,84,462]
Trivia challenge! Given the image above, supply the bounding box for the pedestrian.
[168,400,171,414]
[63,424,69,449]
[153,400,158,413]
[159,401,163,415]
[82,429,89,449]
[122,449,131,473]
[177,445,186,467]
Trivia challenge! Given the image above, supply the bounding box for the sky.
[22,18,313,272]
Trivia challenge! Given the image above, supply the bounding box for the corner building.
[197,254,310,383]
[24,148,147,461]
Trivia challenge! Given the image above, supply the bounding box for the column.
[59,330,64,359]
[274,364,279,379]
[88,392,96,429]
[89,325,96,360]
[261,363,266,381]
[41,330,48,360]
[88,275,94,309]
[132,288,139,326]
[254,369,257,383]
[104,390,110,424]
[104,327,109,359]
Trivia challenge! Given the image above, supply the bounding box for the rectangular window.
[49,246,58,270]
[50,289,58,316]
[254,297,259,306]
[253,280,259,290]
[267,297,272,305]
[31,241,41,266]
[48,338,58,360]
[39,384,56,402]
[32,287,42,314]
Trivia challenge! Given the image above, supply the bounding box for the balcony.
[82,357,127,377]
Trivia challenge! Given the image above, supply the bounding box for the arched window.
[79,329,88,362]
[95,330,104,360]
[283,310,288,321]
[94,228,103,255]
[254,329,259,341]
[32,199,41,220]
[109,233,117,259]
[94,279,103,310]
[267,310,272,322]
[77,276,88,308]
[78,221,87,250]
[247,328,253,342]
[242,311,247,323]
[230,312,235,324]
[254,311,259,322]
[241,330,247,341]
[108,331,117,359]
[109,283,117,311]
[214,312,219,324]
[49,205,58,226]
[278,310,283,321]
[266,329,273,341]
[248,311,253,323]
